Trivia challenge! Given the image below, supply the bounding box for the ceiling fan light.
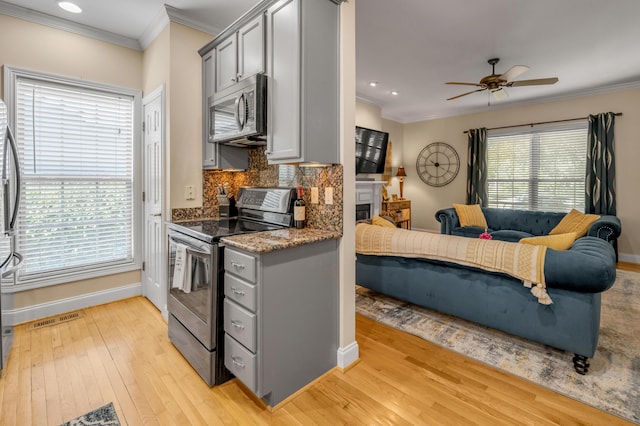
[491,88,509,101]
[58,1,82,13]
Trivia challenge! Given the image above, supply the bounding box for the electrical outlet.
[310,187,319,204]
[185,185,195,200]
[325,187,334,205]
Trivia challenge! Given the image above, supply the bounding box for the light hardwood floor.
[1,267,636,425]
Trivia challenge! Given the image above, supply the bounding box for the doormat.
[356,269,640,424]
[60,402,120,426]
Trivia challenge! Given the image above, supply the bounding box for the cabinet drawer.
[385,200,410,210]
[224,249,256,283]
[225,334,257,392]
[224,299,257,352]
[225,273,257,312]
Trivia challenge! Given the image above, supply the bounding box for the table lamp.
[396,166,407,199]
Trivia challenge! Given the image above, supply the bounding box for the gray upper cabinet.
[265,0,339,164]
[202,51,219,168]
[203,50,249,170]
[215,15,265,94]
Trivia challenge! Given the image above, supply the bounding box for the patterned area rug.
[60,402,120,426]
[356,269,640,424]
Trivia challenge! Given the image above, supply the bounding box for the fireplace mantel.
[355,181,387,219]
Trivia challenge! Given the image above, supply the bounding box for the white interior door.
[142,87,166,316]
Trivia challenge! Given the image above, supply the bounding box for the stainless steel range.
[166,187,295,386]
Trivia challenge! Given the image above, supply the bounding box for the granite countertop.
[221,228,342,253]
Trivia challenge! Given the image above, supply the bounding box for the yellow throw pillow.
[371,215,397,228]
[549,209,600,238]
[453,203,488,228]
[520,232,577,251]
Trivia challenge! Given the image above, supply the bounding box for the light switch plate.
[310,187,319,204]
[185,185,195,200]
[325,187,334,205]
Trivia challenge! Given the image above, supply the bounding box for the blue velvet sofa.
[435,207,621,248]
[356,235,617,374]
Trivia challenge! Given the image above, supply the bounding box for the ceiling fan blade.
[509,77,559,87]
[446,82,485,87]
[447,88,487,101]
[491,88,509,101]
[500,65,529,82]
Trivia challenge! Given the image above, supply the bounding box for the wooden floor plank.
[0,264,636,426]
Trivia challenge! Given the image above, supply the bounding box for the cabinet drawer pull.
[231,356,246,369]
[231,320,245,330]
[231,261,245,270]
[231,287,245,296]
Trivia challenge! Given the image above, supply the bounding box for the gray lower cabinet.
[223,239,338,406]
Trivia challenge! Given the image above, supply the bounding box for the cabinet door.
[265,0,301,162]
[202,52,219,168]
[215,35,238,94]
[238,14,265,82]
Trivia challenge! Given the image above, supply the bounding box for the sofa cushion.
[453,203,488,228]
[490,230,534,242]
[519,232,577,250]
[550,209,600,238]
[451,226,488,239]
[372,215,397,228]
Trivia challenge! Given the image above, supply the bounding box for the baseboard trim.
[3,283,142,325]
[618,253,640,264]
[337,341,359,369]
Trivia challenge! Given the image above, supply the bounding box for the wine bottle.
[294,186,306,229]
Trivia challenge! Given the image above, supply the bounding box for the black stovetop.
[167,217,283,244]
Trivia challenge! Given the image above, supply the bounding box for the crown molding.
[139,4,219,50]
[164,5,219,36]
[138,4,170,50]
[0,0,141,50]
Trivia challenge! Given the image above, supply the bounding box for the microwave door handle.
[235,93,246,130]
[7,127,21,231]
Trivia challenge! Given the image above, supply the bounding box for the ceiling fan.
[446,58,558,101]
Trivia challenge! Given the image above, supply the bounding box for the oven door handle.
[168,234,211,257]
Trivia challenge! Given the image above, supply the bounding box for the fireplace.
[355,181,386,221]
[356,204,371,221]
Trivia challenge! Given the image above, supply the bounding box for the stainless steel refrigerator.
[0,99,23,375]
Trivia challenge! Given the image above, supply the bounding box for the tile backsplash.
[172,147,343,234]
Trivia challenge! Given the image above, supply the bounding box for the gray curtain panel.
[466,128,488,205]
[586,113,616,215]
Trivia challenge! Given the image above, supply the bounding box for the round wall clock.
[416,142,460,187]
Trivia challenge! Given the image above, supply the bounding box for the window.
[486,122,588,212]
[5,67,140,287]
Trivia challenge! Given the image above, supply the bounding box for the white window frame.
[486,121,588,213]
[3,65,142,290]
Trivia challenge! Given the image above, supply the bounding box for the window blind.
[486,122,588,212]
[14,78,135,281]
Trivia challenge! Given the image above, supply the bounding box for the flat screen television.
[355,126,389,174]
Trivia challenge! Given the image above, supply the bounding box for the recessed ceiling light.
[58,1,82,13]
[391,91,399,96]
[369,81,378,87]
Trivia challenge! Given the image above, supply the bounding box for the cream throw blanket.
[356,223,552,305]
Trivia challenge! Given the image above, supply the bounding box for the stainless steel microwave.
[208,73,267,146]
